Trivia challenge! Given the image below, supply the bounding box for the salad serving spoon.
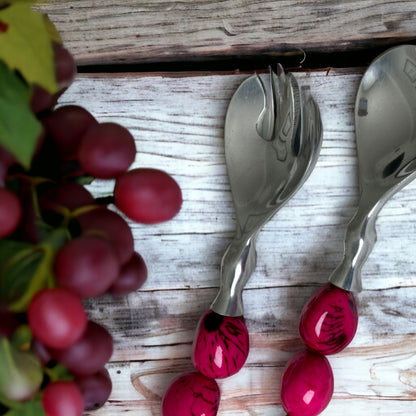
[281,44,416,416]
[192,66,322,380]
[162,66,322,416]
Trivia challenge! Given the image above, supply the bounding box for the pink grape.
[54,235,120,298]
[78,208,134,265]
[42,381,84,416]
[51,321,113,376]
[78,122,136,178]
[0,187,22,239]
[42,105,97,159]
[74,367,112,410]
[108,252,148,296]
[114,168,182,224]
[27,288,87,349]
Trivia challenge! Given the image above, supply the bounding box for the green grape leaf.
[0,229,68,312]
[3,399,46,416]
[0,1,42,6]
[43,13,62,44]
[0,2,58,93]
[0,242,44,310]
[0,243,53,313]
[0,61,42,168]
[0,339,43,405]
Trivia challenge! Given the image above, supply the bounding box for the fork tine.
[308,97,323,151]
[256,64,289,142]
[302,96,323,179]
[286,73,302,155]
[268,66,276,137]
[275,63,285,113]
[270,65,284,135]
[255,72,275,141]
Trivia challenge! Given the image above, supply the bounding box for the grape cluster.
[0,42,182,415]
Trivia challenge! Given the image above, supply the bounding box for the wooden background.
[37,1,416,415]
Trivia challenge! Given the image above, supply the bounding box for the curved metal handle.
[210,236,257,316]
[329,192,383,292]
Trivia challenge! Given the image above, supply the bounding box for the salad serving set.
[162,44,416,416]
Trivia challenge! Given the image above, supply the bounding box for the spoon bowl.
[330,44,416,292]
[356,45,416,200]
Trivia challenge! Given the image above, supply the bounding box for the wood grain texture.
[37,0,416,65]
[56,69,416,415]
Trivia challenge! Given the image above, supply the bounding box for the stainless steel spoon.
[211,67,323,316]
[330,44,416,292]
[161,68,323,410]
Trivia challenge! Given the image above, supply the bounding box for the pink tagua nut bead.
[162,371,220,416]
[192,310,249,379]
[281,349,334,416]
[299,282,358,355]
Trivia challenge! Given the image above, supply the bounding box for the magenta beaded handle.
[280,283,358,416]
[162,372,221,416]
[192,310,250,379]
[161,311,249,416]
[161,265,251,416]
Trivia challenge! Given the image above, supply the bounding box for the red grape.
[0,187,22,239]
[39,181,94,213]
[75,368,112,411]
[42,105,97,159]
[53,43,77,90]
[42,381,84,416]
[31,85,56,115]
[114,168,182,224]
[109,252,147,296]
[78,122,136,178]
[30,44,77,115]
[51,321,113,376]
[27,288,87,349]
[54,235,120,298]
[78,208,134,265]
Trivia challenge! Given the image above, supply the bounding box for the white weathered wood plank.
[37,0,416,65]
[84,286,416,362]
[88,335,416,415]
[55,69,416,415]
[59,70,416,292]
